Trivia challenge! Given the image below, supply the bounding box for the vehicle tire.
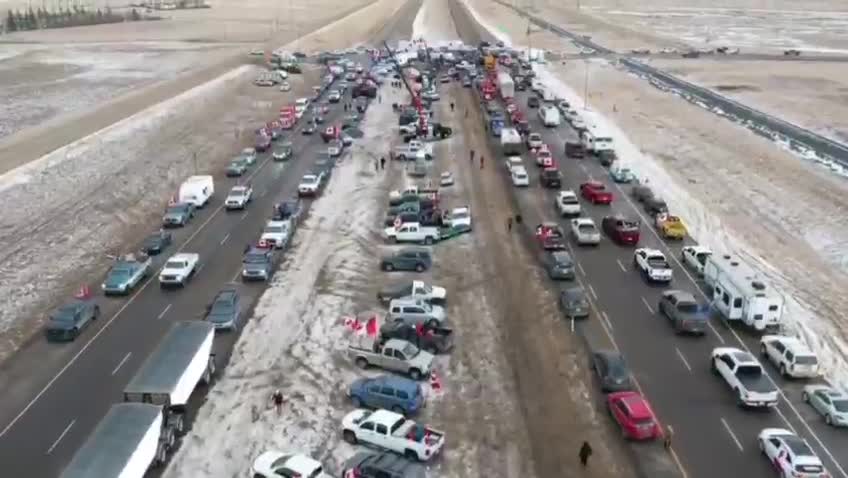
[391,236,398,244]
[802,391,810,403]
[153,443,168,466]
[351,396,363,408]
[734,388,746,407]
[384,263,394,272]
[343,430,357,444]
[355,358,369,369]
[391,405,406,415]
[172,414,185,435]
[404,449,419,461]
[826,414,833,426]
[409,368,422,380]
[415,263,425,273]
[779,363,788,377]
[424,236,434,245]
[72,327,80,339]
[710,358,718,375]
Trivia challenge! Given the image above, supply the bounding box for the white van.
[294,97,310,116]
[539,106,561,127]
[179,175,214,208]
[541,88,555,102]
[581,129,614,155]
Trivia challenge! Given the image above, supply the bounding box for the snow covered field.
[463,0,848,390]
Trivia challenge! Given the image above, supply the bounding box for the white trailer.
[703,254,784,332]
[497,71,514,99]
[500,127,522,156]
[59,403,166,478]
[123,321,216,448]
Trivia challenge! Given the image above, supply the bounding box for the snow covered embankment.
[162,93,399,478]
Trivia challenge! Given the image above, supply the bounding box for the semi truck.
[497,71,514,99]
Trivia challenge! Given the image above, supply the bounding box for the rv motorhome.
[703,254,783,332]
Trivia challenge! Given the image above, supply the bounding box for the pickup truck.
[102,253,151,295]
[341,409,445,462]
[376,280,447,305]
[383,222,440,245]
[380,322,454,354]
[225,184,253,210]
[348,338,434,380]
[394,141,434,161]
[388,186,439,204]
[711,347,779,408]
[158,253,199,288]
[633,248,673,283]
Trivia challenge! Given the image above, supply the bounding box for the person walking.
[380,156,386,170]
[470,149,475,163]
[507,216,513,232]
[480,154,485,169]
[270,389,286,416]
[375,158,379,171]
[579,441,593,467]
[664,425,674,450]
[450,102,455,112]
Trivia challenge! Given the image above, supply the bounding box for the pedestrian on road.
[664,425,674,450]
[470,149,475,163]
[579,441,593,467]
[343,103,348,112]
[271,389,285,416]
[450,102,455,112]
[480,155,485,169]
[507,216,513,232]
[380,157,386,170]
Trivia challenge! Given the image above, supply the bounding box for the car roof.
[638,248,664,256]
[685,245,711,253]
[729,350,756,363]
[551,251,572,261]
[778,434,816,457]
[368,409,403,426]
[558,190,577,197]
[666,290,696,302]
[562,286,585,298]
[284,454,323,474]
[168,253,195,261]
[370,375,419,394]
[618,393,653,420]
[574,217,595,225]
[768,336,815,355]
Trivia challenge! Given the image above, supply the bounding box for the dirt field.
[646,58,848,142]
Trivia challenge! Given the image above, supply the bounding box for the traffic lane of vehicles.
[0,107,344,474]
[530,113,848,475]
[505,162,769,478]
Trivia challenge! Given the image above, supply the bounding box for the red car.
[602,215,640,245]
[535,222,566,250]
[607,391,662,441]
[580,181,613,204]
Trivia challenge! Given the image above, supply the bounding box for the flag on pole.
[365,316,379,337]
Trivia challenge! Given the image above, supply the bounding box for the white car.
[327,89,341,103]
[681,245,712,276]
[260,220,291,249]
[802,384,848,427]
[250,451,332,478]
[341,409,445,462]
[158,253,199,287]
[510,166,529,187]
[298,174,322,196]
[526,133,543,149]
[758,428,829,478]
[570,217,600,245]
[444,206,471,229]
[328,141,343,157]
[341,133,353,146]
[505,155,523,172]
[224,185,253,210]
[711,347,779,408]
[760,335,820,378]
[279,81,291,92]
[571,117,586,129]
[633,248,673,282]
[439,171,454,186]
[398,124,417,136]
[556,190,581,216]
[240,148,257,165]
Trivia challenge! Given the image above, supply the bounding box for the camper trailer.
[703,254,784,332]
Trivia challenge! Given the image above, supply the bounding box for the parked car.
[250,452,331,478]
[272,198,303,221]
[681,245,712,276]
[141,230,172,255]
[162,203,195,227]
[644,197,669,216]
[601,215,640,245]
[342,451,426,478]
[565,141,585,158]
[592,350,633,392]
[560,286,590,319]
[545,251,576,280]
[757,429,828,478]
[241,246,276,281]
[226,158,249,177]
[341,409,445,462]
[376,280,446,305]
[205,286,242,331]
[45,298,100,342]
[555,190,581,216]
[802,385,848,427]
[535,222,567,250]
[527,96,540,108]
[570,217,601,246]
[607,391,662,440]
[631,184,654,203]
[388,297,446,328]
[272,143,293,161]
[380,321,454,355]
[658,290,708,335]
[348,375,425,416]
[380,248,432,272]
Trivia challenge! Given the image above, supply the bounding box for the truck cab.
[178,175,214,208]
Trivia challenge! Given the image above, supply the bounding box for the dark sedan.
[302,124,316,135]
[141,230,173,255]
[46,299,100,342]
[592,350,633,393]
[226,158,249,177]
[559,286,589,319]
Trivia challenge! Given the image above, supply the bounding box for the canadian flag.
[168,195,177,206]
[415,323,434,337]
[343,316,363,333]
[365,316,379,337]
[74,284,91,299]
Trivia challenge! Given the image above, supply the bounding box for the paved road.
[473,89,848,477]
[492,0,848,169]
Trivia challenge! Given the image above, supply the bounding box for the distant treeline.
[3,6,159,33]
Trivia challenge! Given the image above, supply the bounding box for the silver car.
[802,385,848,427]
[546,251,575,280]
[559,286,589,319]
[658,290,707,335]
[570,218,601,246]
[388,298,446,328]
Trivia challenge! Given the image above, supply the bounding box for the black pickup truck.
[379,322,454,355]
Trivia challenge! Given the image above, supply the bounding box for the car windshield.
[562,196,578,204]
[244,253,267,264]
[736,365,763,378]
[620,220,639,230]
[607,357,628,376]
[529,134,541,141]
[676,301,699,313]
[144,235,161,244]
[166,206,186,214]
[578,224,597,233]
[52,307,77,322]
[164,260,185,269]
[211,300,233,315]
[265,226,284,233]
[109,268,131,279]
[453,211,469,219]
[420,284,432,293]
[229,190,245,197]
[302,175,317,183]
[647,257,668,268]
[795,355,818,365]
[696,253,710,265]
[402,343,420,357]
[832,400,848,412]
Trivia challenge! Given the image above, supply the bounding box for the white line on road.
[707,322,726,344]
[776,407,798,434]
[616,258,627,272]
[576,260,586,276]
[587,283,598,300]
[601,311,614,331]
[111,352,132,376]
[220,233,230,245]
[675,347,692,372]
[720,418,744,452]
[156,303,172,320]
[196,263,206,274]
[46,419,75,455]
[240,211,249,222]
[641,296,654,314]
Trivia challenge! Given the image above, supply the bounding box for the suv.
[205,287,242,331]
[760,335,820,378]
[388,297,446,328]
[546,251,575,280]
[342,451,426,478]
[380,248,432,272]
[540,168,562,188]
[348,375,425,416]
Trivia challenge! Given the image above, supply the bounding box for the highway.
[462,85,848,477]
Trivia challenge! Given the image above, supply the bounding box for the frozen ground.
[411,0,459,44]
[645,58,848,143]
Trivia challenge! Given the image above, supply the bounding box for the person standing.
[450,102,455,112]
[380,156,386,170]
[470,149,475,163]
[270,389,286,416]
[507,216,513,232]
[375,158,379,171]
[579,441,593,467]
[664,425,674,450]
[480,154,485,169]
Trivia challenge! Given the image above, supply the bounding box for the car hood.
[207,312,234,324]
[163,211,186,219]
[243,261,270,270]
[104,272,129,287]
[430,286,447,299]
[47,319,75,331]
[253,451,286,474]
[142,240,162,250]
[410,350,435,370]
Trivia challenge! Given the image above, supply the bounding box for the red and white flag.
[74,284,91,299]
[365,315,379,337]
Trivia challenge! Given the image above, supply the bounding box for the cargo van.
[581,129,614,156]
[539,105,561,127]
[179,175,214,208]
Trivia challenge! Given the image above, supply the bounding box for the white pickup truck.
[633,248,673,283]
[383,222,440,245]
[711,347,779,408]
[224,184,253,210]
[341,409,445,462]
[395,140,434,161]
[158,253,199,287]
[377,280,447,305]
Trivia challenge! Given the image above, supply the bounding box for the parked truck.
[123,321,216,441]
[500,127,522,156]
[703,254,783,332]
[341,409,446,462]
[102,252,151,295]
[379,322,454,354]
[383,222,441,245]
[497,71,514,99]
[348,338,435,380]
[395,140,434,161]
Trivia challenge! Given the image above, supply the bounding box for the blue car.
[46,299,100,342]
[348,375,425,416]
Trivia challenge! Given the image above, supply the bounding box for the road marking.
[641,296,654,314]
[668,446,690,478]
[156,303,172,320]
[616,258,627,272]
[220,233,230,245]
[674,347,692,372]
[46,419,75,455]
[576,260,586,276]
[776,407,798,434]
[720,418,744,452]
[240,211,250,222]
[232,269,243,282]
[587,283,598,300]
[707,322,726,344]
[111,352,132,376]
[600,310,613,331]
[196,263,205,274]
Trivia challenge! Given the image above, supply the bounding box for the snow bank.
[163,90,401,477]
[460,0,512,46]
[411,0,460,43]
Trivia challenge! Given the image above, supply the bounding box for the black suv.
[343,451,426,478]
[380,248,432,272]
[540,168,562,189]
